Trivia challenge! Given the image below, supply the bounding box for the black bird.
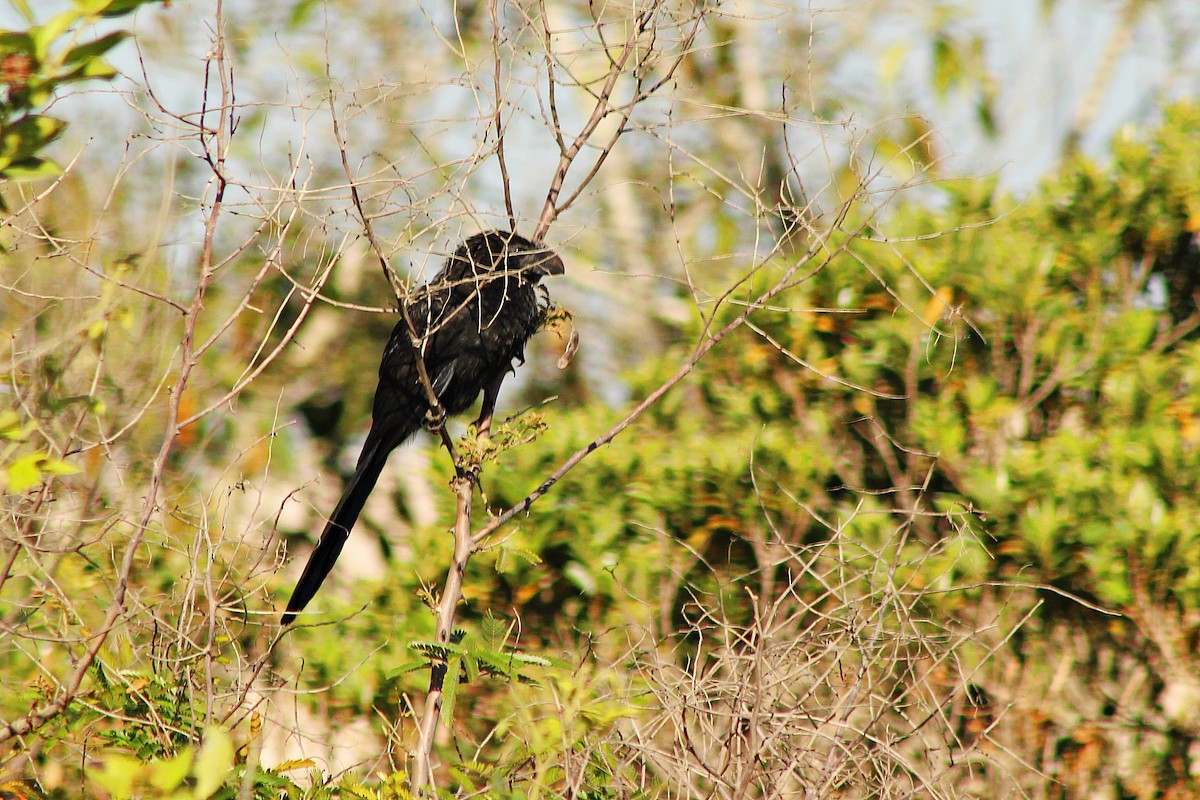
[282,230,565,625]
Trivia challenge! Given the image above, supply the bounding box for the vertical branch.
[534,10,649,239]
[491,0,515,230]
[412,473,476,791]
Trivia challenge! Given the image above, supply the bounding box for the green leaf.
[878,42,908,85]
[63,31,129,66]
[71,0,117,14]
[1,115,67,163]
[52,56,119,85]
[0,32,36,54]
[408,640,467,659]
[0,411,28,440]
[976,80,999,137]
[506,652,553,667]
[463,649,479,683]
[448,767,477,793]
[99,0,165,17]
[495,545,542,573]
[192,727,234,799]
[2,156,63,182]
[479,611,510,651]
[337,781,376,800]
[288,0,322,28]
[384,660,429,679]
[931,33,963,97]
[473,650,515,678]
[40,456,79,477]
[440,657,462,727]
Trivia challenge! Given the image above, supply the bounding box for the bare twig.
[0,1,236,744]
[327,77,461,467]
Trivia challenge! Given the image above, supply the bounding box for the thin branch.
[327,74,461,468]
[491,0,515,229]
[0,1,235,743]
[534,9,653,239]
[412,472,477,789]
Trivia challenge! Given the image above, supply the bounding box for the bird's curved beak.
[531,251,566,278]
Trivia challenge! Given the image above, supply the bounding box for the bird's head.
[462,230,566,284]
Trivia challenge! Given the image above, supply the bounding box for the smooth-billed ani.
[282,230,565,624]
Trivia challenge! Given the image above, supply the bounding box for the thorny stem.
[328,69,485,791]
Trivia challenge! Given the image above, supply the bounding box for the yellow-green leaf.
[149,748,193,792]
[0,411,23,439]
[88,754,143,798]
[7,452,45,493]
[192,726,234,799]
[71,0,116,14]
[32,11,79,61]
[2,157,62,182]
[40,457,79,477]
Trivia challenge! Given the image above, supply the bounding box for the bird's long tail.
[282,438,391,625]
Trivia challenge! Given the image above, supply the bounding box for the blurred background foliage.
[2,0,1200,797]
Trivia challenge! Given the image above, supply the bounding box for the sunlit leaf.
[148,748,193,792]
[87,754,143,797]
[32,11,78,61]
[931,33,962,97]
[878,41,908,85]
[71,0,116,14]
[39,457,79,477]
[0,115,67,162]
[193,727,234,799]
[7,452,46,493]
[0,411,28,440]
[2,156,62,181]
[99,0,166,17]
[440,657,462,727]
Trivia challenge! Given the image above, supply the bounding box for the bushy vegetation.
[2,0,1199,796]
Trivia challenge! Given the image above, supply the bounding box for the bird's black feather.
[282,230,565,625]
